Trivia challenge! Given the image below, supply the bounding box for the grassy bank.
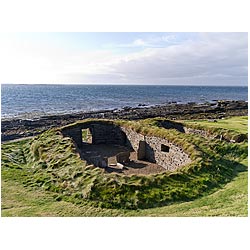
[1,116,248,216]
[183,116,248,134]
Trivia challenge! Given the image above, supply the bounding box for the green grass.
[2,158,247,217]
[183,116,248,134]
[1,116,248,216]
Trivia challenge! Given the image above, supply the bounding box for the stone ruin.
[61,120,192,174]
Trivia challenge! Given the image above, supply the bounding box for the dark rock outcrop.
[1,100,248,142]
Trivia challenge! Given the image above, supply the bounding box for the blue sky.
[0,32,247,85]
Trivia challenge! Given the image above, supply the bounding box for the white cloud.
[150,34,177,43]
[0,36,119,83]
[116,34,177,48]
[83,33,248,85]
[0,33,247,85]
[133,39,147,46]
[115,38,149,48]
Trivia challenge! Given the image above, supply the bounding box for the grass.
[1,116,248,216]
[183,116,248,134]
[2,158,247,217]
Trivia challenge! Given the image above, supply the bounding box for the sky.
[0,32,248,85]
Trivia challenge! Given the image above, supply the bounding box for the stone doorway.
[82,128,92,144]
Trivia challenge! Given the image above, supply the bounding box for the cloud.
[83,33,248,85]
[0,36,119,83]
[0,33,247,85]
[132,39,147,47]
[116,34,177,48]
[115,38,149,48]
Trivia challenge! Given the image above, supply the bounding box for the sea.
[1,84,248,119]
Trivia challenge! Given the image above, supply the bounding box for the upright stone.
[137,140,146,160]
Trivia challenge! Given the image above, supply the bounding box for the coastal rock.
[122,106,132,111]
[1,100,248,142]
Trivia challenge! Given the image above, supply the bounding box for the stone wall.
[62,122,192,171]
[61,126,82,148]
[61,122,126,148]
[91,124,126,145]
[184,127,208,137]
[121,127,145,151]
[121,127,191,171]
[144,136,191,171]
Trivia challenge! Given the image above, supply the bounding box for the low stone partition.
[116,151,130,164]
[88,155,108,168]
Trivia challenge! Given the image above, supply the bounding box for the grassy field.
[183,116,248,134]
[1,116,248,216]
[2,159,247,216]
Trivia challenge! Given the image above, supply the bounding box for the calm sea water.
[1,84,248,119]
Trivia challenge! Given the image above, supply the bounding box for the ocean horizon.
[1,84,248,119]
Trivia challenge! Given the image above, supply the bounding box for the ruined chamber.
[61,120,191,175]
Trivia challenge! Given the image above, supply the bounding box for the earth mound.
[1,118,247,209]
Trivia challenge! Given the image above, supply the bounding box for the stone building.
[61,120,191,172]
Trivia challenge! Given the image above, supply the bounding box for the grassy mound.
[1,118,247,209]
[182,116,248,142]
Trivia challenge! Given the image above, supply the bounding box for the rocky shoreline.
[1,100,248,142]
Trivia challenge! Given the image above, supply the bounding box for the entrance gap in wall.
[82,128,92,144]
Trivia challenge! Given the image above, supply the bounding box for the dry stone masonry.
[62,122,126,148]
[62,121,192,172]
[121,127,191,171]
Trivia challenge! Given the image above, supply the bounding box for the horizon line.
[1,83,248,87]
